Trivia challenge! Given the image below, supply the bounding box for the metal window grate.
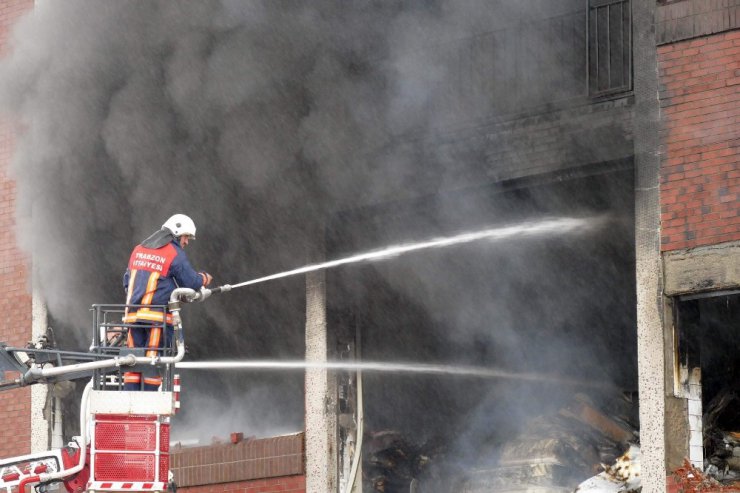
[588,0,632,96]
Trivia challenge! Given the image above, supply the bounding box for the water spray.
[175,359,621,391]
[186,216,608,391]
[204,216,593,296]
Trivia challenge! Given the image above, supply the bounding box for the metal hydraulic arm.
[0,287,205,392]
[0,344,108,391]
[0,287,205,493]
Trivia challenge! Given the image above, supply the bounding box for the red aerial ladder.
[0,287,210,493]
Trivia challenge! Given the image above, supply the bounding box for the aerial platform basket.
[87,302,180,493]
[0,288,199,493]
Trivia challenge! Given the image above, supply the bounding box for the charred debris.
[362,391,640,493]
[702,390,740,483]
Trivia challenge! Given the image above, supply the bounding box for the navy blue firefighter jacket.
[123,232,204,324]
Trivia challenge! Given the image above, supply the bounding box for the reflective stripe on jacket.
[123,238,203,322]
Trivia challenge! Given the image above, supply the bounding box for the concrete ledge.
[663,240,740,295]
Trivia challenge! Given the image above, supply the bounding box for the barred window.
[588,0,632,96]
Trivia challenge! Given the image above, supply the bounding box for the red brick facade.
[0,0,33,460]
[171,434,305,493]
[0,0,30,54]
[176,475,305,493]
[659,29,740,251]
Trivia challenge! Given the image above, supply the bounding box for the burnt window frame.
[672,290,740,469]
[673,290,740,396]
[588,0,633,98]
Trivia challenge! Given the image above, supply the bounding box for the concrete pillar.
[632,0,666,491]
[29,216,63,453]
[30,286,50,453]
[305,269,338,493]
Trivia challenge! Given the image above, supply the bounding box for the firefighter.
[122,214,213,391]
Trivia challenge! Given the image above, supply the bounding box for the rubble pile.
[703,389,740,482]
[462,417,603,489]
[459,393,638,492]
[704,432,740,482]
[575,444,640,493]
[671,459,740,492]
[363,430,448,492]
[362,392,640,492]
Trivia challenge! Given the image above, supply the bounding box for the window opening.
[675,293,740,481]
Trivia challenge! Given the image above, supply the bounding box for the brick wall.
[0,0,30,54]
[176,475,305,493]
[659,29,740,251]
[0,0,33,460]
[171,433,305,493]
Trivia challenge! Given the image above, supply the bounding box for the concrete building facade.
[0,1,737,492]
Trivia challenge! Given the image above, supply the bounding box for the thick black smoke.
[0,0,534,331]
[0,0,635,465]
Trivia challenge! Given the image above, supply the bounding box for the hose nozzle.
[209,284,232,294]
[193,285,230,302]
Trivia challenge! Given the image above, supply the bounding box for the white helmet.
[162,214,196,239]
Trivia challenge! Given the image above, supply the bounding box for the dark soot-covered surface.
[327,167,636,455]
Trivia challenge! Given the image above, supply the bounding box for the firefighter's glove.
[200,272,213,286]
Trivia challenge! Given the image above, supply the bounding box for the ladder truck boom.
[0,287,205,493]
